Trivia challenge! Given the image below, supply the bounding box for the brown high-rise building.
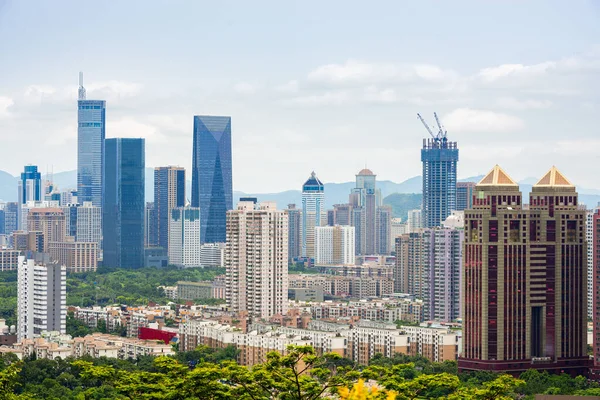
[459,165,590,375]
[27,208,66,251]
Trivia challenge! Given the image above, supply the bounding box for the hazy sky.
[1,0,599,192]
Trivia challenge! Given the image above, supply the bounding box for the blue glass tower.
[77,74,105,207]
[17,165,42,229]
[421,137,459,228]
[191,116,232,243]
[103,138,145,269]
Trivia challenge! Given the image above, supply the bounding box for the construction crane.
[417,113,437,140]
[433,112,446,139]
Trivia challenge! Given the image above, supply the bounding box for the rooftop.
[477,165,518,187]
[534,166,574,188]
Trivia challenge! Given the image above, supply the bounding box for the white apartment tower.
[169,207,202,268]
[17,256,66,341]
[314,225,355,266]
[226,201,288,319]
[302,172,325,260]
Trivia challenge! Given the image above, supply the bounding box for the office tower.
[350,169,381,207]
[593,209,600,372]
[191,115,232,244]
[49,238,98,272]
[314,225,355,266]
[285,204,302,263]
[154,166,185,251]
[145,202,158,247]
[456,182,475,211]
[350,169,380,255]
[225,201,288,319]
[302,172,325,260]
[77,73,105,207]
[17,255,66,340]
[459,166,589,374]
[27,208,66,251]
[407,209,423,233]
[352,207,365,255]
[0,209,4,235]
[18,165,42,229]
[199,242,225,268]
[61,204,79,238]
[331,204,352,226]
[1,202,18,236]
[76,202,102,250]
[376,205,392,255]
[13,231,44,253]
[103,138,145,269]
[168,207,201,268]
[421,136,458,228]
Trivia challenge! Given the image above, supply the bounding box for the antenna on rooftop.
[78,71,86,100]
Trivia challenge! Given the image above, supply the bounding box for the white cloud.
[496,97,552,110]
[443,108,525,133]
[24,85,56,101]
[233,82,258,94]
[363,86,397,103]
[275,80,299,93]
[478,62,555,83]
[286,90,350,106]
[0,96,13,118]
[108,118,165,142]
[85,80,142,98]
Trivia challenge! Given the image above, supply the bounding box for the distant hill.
[383,193,422,221]
[0,170,17,202]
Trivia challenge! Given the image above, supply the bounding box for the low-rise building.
[177,281,213,301]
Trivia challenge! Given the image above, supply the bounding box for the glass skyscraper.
[77,96,105,207]
[191,115,232,243]
[17,165,42,229]
[421,137,459,228]
[103,138,145,269]
[302,171,325,259]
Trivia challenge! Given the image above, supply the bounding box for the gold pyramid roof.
[477,165,519,187]
[534,166,574,187]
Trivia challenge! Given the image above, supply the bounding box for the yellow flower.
[339,380,396,400]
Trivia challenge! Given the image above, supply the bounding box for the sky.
[0,0,599,193]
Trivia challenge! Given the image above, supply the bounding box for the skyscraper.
[27,208,66,251]
[76,201,102,250]
[421,137,458,228]
[456,182,475,211]
[103,138,145,269]
[169,207,201,268]
[285,204,302,263]
[77,73,105,207]
[225,201,288,319]
[459,165,589,374]
[17,255,66,340]
[314,225,355,266]
[17,165,42,229]
[191,115,232,244]
[302,171,325,260]
[154,166,186,252]
[592,209,600,372]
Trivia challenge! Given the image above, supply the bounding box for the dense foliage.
[0,345,597,399]
[0,266,224,324]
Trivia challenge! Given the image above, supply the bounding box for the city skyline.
[0,2,599,193]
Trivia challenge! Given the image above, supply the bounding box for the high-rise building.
[60,204,79,238]
[27,208,66,251]
[592,209,600,371]
[49,238,98,273]
[459,165,589,374]
[145,202,158,247]
[456,182,475,211]
[302,172,325,260]
[390,218,407,250]
[154,166,185,251]
[77,74,105,207]
[103,138,145,269]
[314,225,355,266]
[421,137,458,228]
[0,202,18,236]
[17,255,66,340]
[75,201,102,251]
[199,242,225,268]
[226,201,288,319]
[587,208,599,320]
[60,189,78,206]
[407,209,423,233]
[330,204,352,226]
[18,165,42,229]
[376,205,392,255]
[285,204,302,263]
[168,207,201,268]
[191,115,233,244]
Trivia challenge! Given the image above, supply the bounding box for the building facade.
[226,202,288,319]
[199,242,225,268]
[459,165,589,374]
[421,137,458,228]
[154,166,185,251]
[191,115,233,244]
[302,172,325,260]
[18,165,42,229]
[456,182,476,211]
[593,209,600,371]
[17,256,66,341]
[285,204,302,263]
[103,138,145,269]
[76,202,102,251]
[77,77,105,207]
[168,207,201,268]
[27,208,66,251]
[49,239,98,272]
[314,225,355,266]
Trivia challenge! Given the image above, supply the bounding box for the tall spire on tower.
[78,71,86,100]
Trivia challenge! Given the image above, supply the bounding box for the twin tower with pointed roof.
[459,165,590,375]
